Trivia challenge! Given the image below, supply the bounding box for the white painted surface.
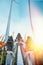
[17,46,24,65]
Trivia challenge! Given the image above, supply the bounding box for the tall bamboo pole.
[28,0,34,35]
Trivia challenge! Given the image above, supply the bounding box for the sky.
[0,0,43,42]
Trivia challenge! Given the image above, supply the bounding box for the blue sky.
[0,0,43,40]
